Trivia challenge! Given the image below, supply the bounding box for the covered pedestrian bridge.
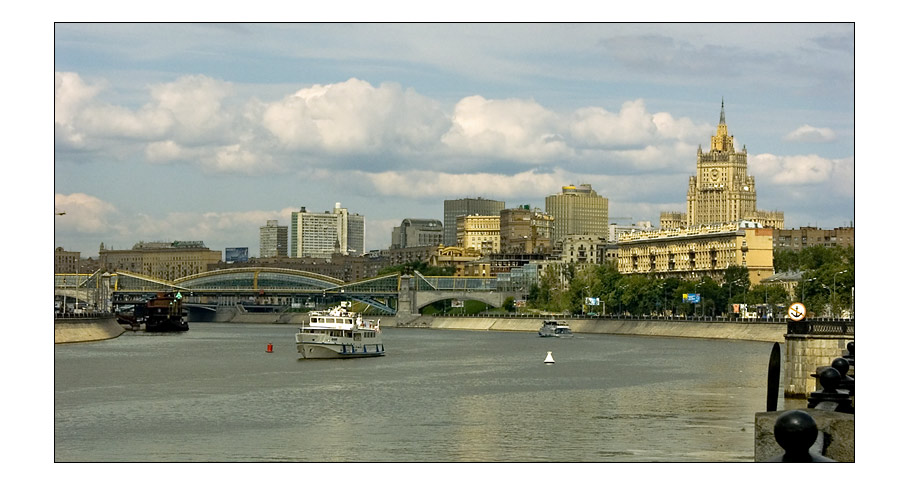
[56,267,508,315]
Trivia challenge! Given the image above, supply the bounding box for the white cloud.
[750,153,852,191]
[262,78,448,155]
[200,143,279,175]
[570,100,658,147]
[783,124,837,143]
[362,169,569,199]
[55,72,104,147]
[441,95,572,161]
[54,193,118,233]
[145,140,185,164]
[56,73,719,176]
[149,75,235,144]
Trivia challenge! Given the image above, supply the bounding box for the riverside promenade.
[387,314,787,343]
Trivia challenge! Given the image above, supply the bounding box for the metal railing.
[786,320,854,336]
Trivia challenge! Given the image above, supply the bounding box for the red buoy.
[266,343,273,353]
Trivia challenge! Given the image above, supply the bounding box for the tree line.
[527,245,854,318]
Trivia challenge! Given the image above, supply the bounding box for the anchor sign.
[788,302,806,321]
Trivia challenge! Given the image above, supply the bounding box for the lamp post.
[801,277,816,306]
[694,281,704,318]
[725,279,743,317]
[833,270,848,318]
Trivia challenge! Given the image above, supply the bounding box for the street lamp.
[694,280,704,318]
[801,277,817,306]
[833,270,848,318]
[725,279,744,317]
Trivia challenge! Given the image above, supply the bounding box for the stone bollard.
[766,410,835,462]
[807,367,853,414]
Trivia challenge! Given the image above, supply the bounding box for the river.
[54,322,786,462]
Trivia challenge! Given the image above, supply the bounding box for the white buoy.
[544,351,555,364]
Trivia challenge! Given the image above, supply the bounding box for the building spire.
[719,97,726,125]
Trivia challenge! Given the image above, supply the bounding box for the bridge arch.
[174,267,343,292]
[412,291,506,311]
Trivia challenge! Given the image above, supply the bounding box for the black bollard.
[807,367,853,414]
[766,410,835,462]
[831,357,854,395]
[842,341,854,367]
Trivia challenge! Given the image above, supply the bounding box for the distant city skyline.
[54,22,855,258]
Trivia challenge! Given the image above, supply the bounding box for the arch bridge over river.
[54,268,509,316]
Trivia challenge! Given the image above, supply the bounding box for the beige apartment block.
[617,221,775,285]
[773,226,854,251]
[456,215,500,254]
[560,235,607,265]
[55,247,81,274]
[99,241,222,281]
[499,206,553,254]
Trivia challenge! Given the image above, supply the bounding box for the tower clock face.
[710,168,719,181]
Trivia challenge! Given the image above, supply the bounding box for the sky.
[52,21,856,258]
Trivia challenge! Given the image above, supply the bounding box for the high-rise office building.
[661,100,784,229]
[291,203,365,258]
[259,220,288,258]
[545,184,608,244]
[443,197,505,246]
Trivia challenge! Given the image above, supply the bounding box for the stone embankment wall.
[203,311,786,343]
[388,315,787,343]
[783,334,854,398]
[54,314,125,344]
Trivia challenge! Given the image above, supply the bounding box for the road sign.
[788,302,806,321]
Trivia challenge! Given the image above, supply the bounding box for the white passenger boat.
[538,320,573,338]
[296,303,385,359]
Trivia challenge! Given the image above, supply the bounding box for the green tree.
[748,283,791,318]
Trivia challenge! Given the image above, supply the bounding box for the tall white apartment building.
[291,203,365,258]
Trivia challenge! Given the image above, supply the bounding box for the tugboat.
[139,292,189,332]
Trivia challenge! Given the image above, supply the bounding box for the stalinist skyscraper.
[660,100,783,229]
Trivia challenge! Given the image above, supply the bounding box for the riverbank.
[394,316,787,343]
[210,309,787,343]
[54,314,125,344]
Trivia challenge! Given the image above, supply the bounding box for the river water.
[54,323,783,462]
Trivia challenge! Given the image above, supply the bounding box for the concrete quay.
[387,315,787,343]
[209,309,787,343]
[54,313,125,344]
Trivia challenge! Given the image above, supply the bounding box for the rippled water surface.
[54,323,778,462]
